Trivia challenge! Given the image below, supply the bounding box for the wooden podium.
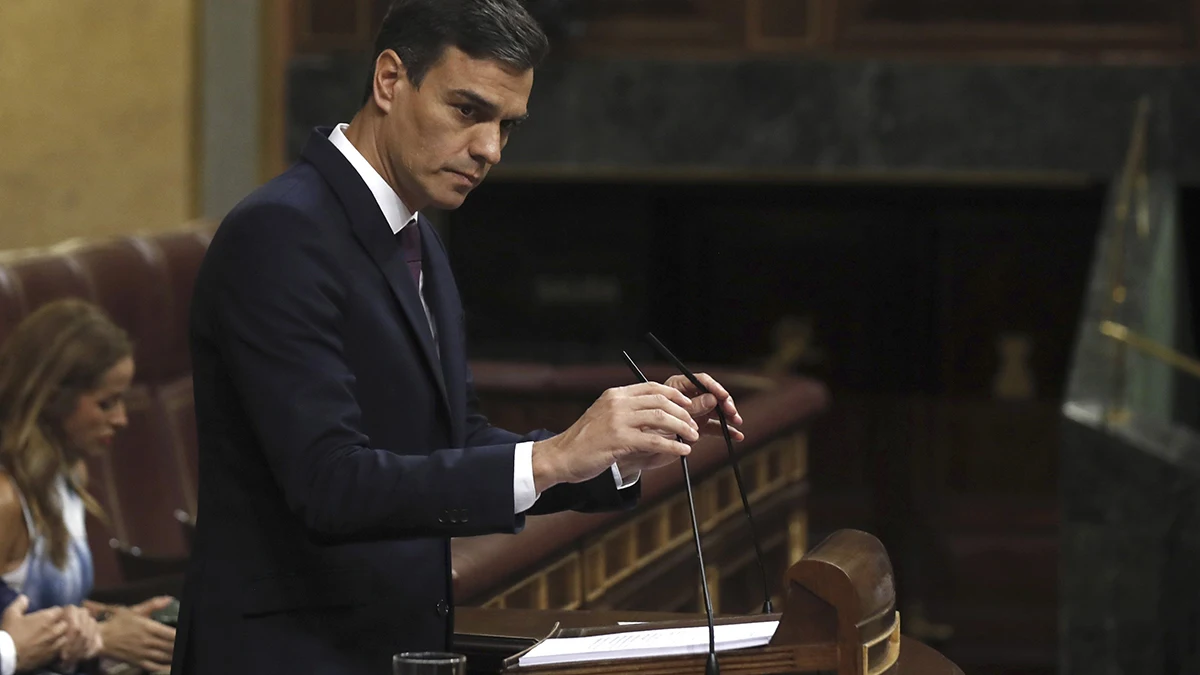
[453,530,962,675]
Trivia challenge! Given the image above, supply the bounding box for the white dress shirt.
[0,629,14,675]
[327,125,635,512]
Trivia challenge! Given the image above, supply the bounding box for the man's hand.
[1,595,68,671]
[613,373,747,478]
[97,603,175,673]
[58,604,102,668]
[664,373,744,441]
[531,382,699,492]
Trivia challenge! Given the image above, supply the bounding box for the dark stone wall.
[288,56,1198,180]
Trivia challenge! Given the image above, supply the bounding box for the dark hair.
[362,0,549,105]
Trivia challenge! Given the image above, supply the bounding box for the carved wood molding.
[286,0,1200,61]
[834,0,1197,53]
[292,0,376,53]
[477,433,809,611]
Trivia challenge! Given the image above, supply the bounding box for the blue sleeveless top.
[1,472,94,611]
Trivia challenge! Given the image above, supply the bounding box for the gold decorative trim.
[864,611,901,675]
[788,509,808,564]
[484,434,809,609]
[704,564,721,615]
[1099,320,1200,380]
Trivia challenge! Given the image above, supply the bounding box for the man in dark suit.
[173,1,744,673]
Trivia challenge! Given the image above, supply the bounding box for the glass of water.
[393,652,467,675]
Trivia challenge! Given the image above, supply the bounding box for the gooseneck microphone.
[644,332,775,615]
[623,351,719,675]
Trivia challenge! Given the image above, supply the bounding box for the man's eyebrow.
[451,89,529,123]
[451,89,499,113]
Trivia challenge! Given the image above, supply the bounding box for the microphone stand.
[623,351,720,675]
[644,332,775,615]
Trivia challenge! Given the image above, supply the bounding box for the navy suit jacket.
[171,129,638,675]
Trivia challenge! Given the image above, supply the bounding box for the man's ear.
[370,49,408,114]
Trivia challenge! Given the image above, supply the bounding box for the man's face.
[380,46,532,210]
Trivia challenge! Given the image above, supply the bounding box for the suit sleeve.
[205,204,520,541]
[0,582,16,615]
[461,364,640,516]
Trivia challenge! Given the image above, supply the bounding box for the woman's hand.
[58,605,102,669]
[95,598,176,672]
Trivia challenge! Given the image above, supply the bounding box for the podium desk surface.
[454,608,962,675]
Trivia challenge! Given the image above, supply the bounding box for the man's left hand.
[616,372,744,476]
[665,372,744,441]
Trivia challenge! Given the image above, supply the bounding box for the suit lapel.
[419,216,467,448]
[300,128,450,417]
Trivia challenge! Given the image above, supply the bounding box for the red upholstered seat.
[0,226,213,590]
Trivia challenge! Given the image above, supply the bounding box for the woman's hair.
[0,299,132,568]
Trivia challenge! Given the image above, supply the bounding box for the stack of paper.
[517,620,780,667]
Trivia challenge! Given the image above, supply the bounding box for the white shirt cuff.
[0,630,16,675]
[513,441,538,513]
[613,463,640,489]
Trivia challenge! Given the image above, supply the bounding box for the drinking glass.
[392,651,467,675]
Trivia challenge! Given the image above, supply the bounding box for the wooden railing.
[482,433,808,611]
[455,364,829,614]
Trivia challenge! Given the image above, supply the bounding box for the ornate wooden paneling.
[858,0,1182,24]
[478,435,808,612]
[834,0,1197,54]
[570,0,749,54]
[287,0,1200,60]
[293,0,373,52]
[292,0,393,53]
[747,0,828,51]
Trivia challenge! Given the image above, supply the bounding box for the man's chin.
[429,188,470,210]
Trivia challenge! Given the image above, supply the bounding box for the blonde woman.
[0,299,175,673]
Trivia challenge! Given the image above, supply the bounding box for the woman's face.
[62,356,134,456]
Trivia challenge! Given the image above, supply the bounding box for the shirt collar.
[328,123,418,235]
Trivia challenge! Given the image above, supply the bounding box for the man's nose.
[470,124,503,166]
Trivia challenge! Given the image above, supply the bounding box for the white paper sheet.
[517,620,780,667]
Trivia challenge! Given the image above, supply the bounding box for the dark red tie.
[397,222,422,287]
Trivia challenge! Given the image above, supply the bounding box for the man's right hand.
[531,382,699,492]
[1,595,68,671]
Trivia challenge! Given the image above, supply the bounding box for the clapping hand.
[88,596,176,673]
[58,604,102,669]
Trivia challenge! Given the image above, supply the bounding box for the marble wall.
[1060,418,1200,674]
[288,55,1199,181]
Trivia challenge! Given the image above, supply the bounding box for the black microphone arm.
[622,351,719,675]
[644,332,775,615]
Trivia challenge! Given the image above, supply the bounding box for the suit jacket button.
[436,600,450,617]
